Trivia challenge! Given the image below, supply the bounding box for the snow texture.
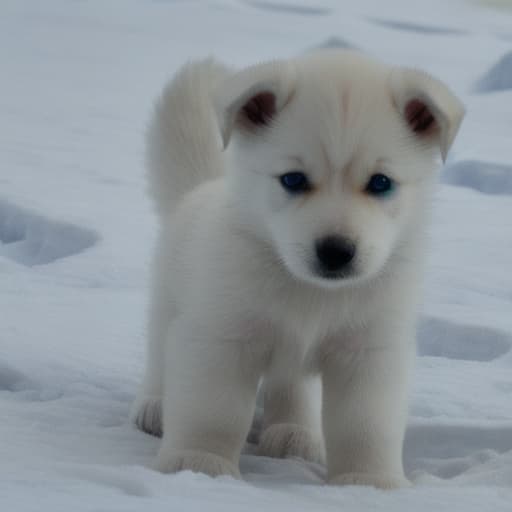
[1,0,512,511]
[368,17,467,35]
[442,160,512,195]
[0,199,98,266]
[475,51,512,92]
[311,36,355,50]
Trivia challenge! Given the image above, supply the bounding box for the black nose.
[315,236,356,275]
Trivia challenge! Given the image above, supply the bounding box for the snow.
[1,0,512,510]
[442,160,512,195]
[475,51,512,92]
[0,199,98,266]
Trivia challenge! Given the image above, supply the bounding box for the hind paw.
[130,394,163,437]
[258,423,325,464]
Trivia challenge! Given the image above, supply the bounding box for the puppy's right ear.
[390,68,465,162]
[214,61,297,149]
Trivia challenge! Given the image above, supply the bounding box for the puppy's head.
[214,51,464,289]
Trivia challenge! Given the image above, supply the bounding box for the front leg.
[156,321,262,478]
[321,325,414,489]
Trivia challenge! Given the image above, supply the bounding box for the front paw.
[329,472,410,489]
[258,423,325,465]
[154,448,241,479]
[130,394,163,437]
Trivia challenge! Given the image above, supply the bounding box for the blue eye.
[365,173,395,196]
[279,171,311,193]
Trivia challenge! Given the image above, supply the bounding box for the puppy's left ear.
[390,69,465,162]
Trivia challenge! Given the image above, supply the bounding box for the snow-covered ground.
[1,0,512,510]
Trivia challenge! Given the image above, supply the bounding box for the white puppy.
[131,50,464,488]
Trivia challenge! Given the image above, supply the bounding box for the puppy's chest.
[272,287,367,332]
[266,291,369,371]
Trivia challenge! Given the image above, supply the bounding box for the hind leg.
[131,309,166,436]
[130,267,171,437]
[258,374,325,464]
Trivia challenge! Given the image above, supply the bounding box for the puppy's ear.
[390,69,465,162]
[214,61,297,148]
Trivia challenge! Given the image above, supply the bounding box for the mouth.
[314,267,354,281]
[299,263,365,289]
[311,259,358,280]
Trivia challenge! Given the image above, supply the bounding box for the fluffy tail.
[146,59,230,217]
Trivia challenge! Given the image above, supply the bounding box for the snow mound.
[368,17,465,35]
[405,422,512,480]
[241,0,331,16]
[311,36,355,50]
[0,362,66,401]
[0,199,98,266]
[441,160,512,195]
[417,316,511,362]
[475,51,512,92]
[0,363,33,392]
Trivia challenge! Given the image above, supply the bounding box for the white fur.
[131,51,464,488]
